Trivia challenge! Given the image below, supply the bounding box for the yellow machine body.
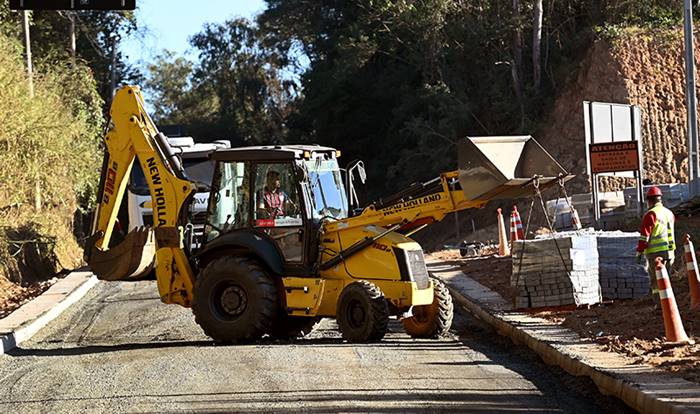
[281,225,435,317]
[86,85,570,341]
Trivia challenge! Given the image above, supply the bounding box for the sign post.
[684,0,700,196]
[584,102,644,226]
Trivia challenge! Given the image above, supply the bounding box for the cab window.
[253,163,302,226]
[205,161,250,241]
[253,162,304,263]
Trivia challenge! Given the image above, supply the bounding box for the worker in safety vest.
[636,186,676,297]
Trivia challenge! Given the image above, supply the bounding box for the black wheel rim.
[346,298,367,329]
[212,282,247,321]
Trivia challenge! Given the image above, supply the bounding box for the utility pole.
[684,0,699,196]
[22,10,41,211]
[69,12,76,62]
[22,11,34,98]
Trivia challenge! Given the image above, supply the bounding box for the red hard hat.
[646,186,663,197]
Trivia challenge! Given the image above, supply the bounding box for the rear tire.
[402,277,453,339]
[336,281,389,342]
[193,256,278,343]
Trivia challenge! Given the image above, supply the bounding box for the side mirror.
[356,162,367,184]
[345,160,366,214]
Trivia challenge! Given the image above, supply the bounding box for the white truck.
[126,136,230,250]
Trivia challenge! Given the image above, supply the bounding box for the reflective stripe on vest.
[644,204,675,254]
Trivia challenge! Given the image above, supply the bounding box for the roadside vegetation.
[0,5,135,311]
[0,32,101,296]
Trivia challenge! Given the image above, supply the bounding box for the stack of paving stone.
[596,231,649,299]
[511,232,601,309]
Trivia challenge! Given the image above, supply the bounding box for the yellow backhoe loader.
[85,85,570,342]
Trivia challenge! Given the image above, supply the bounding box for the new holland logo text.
[146,157,168,225]
[381,193,441,216]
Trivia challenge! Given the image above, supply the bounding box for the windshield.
[130,158,215,195]
[305,158,348,221]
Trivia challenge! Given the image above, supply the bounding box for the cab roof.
[210,144,339,162]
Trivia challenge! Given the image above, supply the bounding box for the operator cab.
[127,137,230,250]
[203,145,347,273]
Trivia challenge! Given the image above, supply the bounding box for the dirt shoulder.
[428,249,700,385]
[0,276,55,320]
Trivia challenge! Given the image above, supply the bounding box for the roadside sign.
[589,141,640,174]
[583,101,644,225]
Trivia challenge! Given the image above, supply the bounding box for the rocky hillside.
[538,28,693,192]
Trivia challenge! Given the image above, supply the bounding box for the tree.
[0,7,141,106]
[144,50,194,121]
[145,18,293,145]
[532,0,543,91]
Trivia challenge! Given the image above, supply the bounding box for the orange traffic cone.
[571,206,582,230]
[497,208,510,256]
[684,234,700,310]
[510,205,524,242]
[655,257,692,345]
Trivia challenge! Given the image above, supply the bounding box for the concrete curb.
[432,265,700,414]
[0,271,98,355]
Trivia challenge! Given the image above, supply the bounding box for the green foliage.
[0,33,103,214]
[602,0,684,29]
[254,0,692,198]
[144,50,194,121]
[144,0,692,201]
[0,7,141,106]
[146,18,292,144]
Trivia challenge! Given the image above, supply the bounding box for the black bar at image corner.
[9,0,136,10]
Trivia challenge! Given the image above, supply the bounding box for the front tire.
[402,277,453,338]
[192,256,278,343]
[336,281,389,342]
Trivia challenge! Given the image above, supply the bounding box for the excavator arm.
[326,136,572,235]
[85,86,197,307]
[323,171,480,234]
[320,136,571,268]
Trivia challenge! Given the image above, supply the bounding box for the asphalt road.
[0,280,632,413]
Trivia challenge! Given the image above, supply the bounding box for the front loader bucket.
[86,227,156,281]
[458,135,571,201]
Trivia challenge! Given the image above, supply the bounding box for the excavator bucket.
[458,135,571,201]
[86,227,156,281]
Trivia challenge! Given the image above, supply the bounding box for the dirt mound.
[0,213,84,319]
[537,29,691,193]
[558,270,700,384]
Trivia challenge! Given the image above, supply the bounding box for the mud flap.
[86,227,156,281]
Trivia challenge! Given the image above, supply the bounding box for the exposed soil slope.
[537,29,692,192]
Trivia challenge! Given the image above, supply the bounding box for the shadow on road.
[0,387,567,413]
[7,340,215,356]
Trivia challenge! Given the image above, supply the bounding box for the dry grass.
[0,34,103,288]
